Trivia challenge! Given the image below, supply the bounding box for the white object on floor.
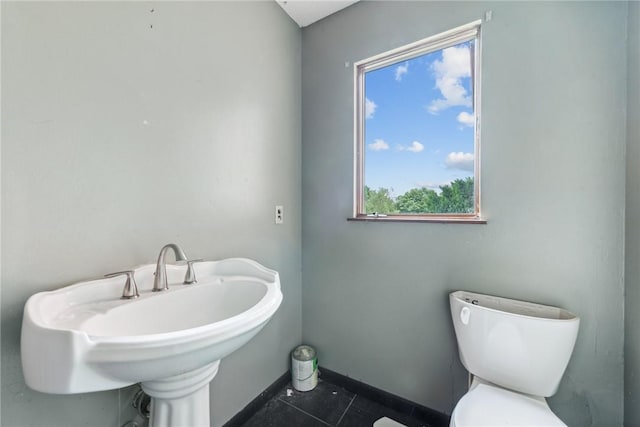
[291,345,318,391]
[373,417,406,427]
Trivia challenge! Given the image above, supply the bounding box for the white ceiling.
[276,0,360,28]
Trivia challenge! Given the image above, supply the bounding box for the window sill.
[347,215,487,224]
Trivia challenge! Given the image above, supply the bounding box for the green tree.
[364,186,397,214]
[438,177,474,213]
[364,179,474,215]
[396,187,441,213]
[393,178,474,214]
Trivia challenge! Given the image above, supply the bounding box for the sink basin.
[21,257,282,426]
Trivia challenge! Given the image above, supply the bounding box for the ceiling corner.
[276,0,360,28]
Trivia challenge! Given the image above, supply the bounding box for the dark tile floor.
[240,379,435,427]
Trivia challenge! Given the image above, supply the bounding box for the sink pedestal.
[141,361,220,427]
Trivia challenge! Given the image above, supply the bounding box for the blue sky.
[364,40,475,197]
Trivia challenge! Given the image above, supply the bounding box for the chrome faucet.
[105,270,140,299]
[184,259,204,285]
[153,243,188,292]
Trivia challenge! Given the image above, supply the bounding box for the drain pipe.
[121,387,151,427]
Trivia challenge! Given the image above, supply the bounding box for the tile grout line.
[335,393,357,427]
[276,397,333,426]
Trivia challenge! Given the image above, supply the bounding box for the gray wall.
[1,2,301,426]
[301,2,627,426]
[2,1,635,426]
[625,2,640,426]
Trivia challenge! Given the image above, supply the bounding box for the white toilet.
[449,291,580,427]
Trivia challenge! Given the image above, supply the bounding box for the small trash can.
[291,345,318,392]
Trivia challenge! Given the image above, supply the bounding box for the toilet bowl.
[450,377,565,427]
[449,291,579,427]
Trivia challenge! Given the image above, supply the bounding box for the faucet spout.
[153,243,188,292]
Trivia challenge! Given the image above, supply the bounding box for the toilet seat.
[450,379,566,427]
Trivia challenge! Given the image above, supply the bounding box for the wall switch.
[275,205,284,224]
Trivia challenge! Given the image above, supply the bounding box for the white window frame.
[352,20,484,223]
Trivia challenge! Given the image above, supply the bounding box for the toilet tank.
[450,291,579,397]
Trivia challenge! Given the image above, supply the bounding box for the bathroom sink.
[21,258,283,395]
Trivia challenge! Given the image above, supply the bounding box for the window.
[353,21,483,223]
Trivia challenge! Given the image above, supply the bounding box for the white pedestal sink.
[21,258,283,427]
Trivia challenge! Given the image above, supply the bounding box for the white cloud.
[395,62,409,81]
[428,45,473,113]
[457,111,475,127]
[396,140,424,153]
[365,97,377,119]
[368,139,389,151]
[445,152,474,171]
[418,181,451,194]
[406,141,424,152]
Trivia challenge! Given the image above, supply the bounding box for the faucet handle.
[184,259,204,285]
[105,270,140,299]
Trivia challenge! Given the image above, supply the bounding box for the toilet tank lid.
[452,381,566,427]
[450,290,578,321]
